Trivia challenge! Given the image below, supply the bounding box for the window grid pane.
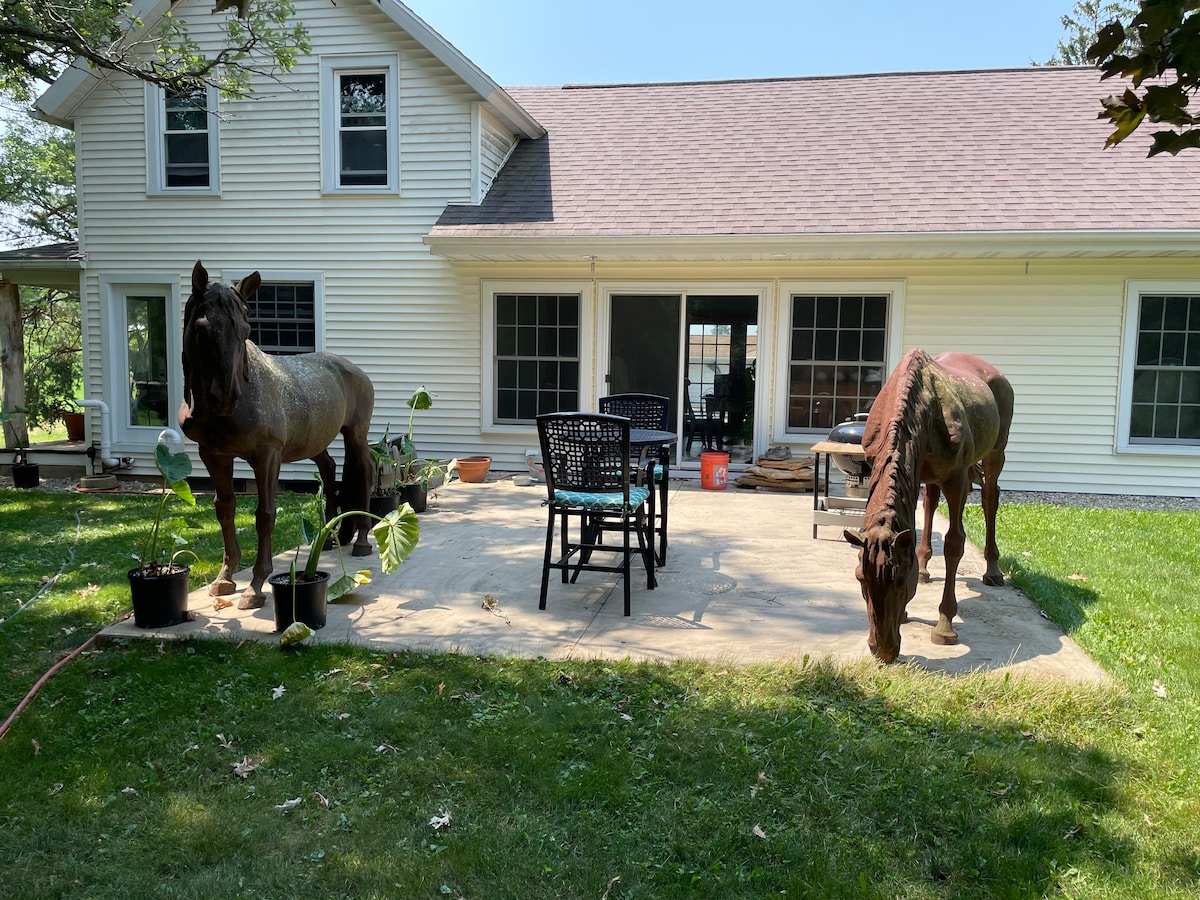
[163,87,210,188]
[1132,294,1200,442]
[494,294,581,423]
[250,283,316,355]
[786,294,888,431]
[338,72,388,186]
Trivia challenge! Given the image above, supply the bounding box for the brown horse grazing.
[844,349,1014,663]
[179,261,376,610]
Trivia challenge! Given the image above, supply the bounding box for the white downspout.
[75,398,122,469]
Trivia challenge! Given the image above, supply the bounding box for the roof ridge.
[554,65,1099,91]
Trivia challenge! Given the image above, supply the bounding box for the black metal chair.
[536,413,657,616]
[684,378,722,455]
[598,393,672,565]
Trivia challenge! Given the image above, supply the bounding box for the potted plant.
[269,490,420,641]
[1,407,39,489]
[127,442,198,628]
[393,386,448,510]
[368,425,402,517]
[61,401,86,442]
[401,456,457,513]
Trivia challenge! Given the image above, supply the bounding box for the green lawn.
[0,486,1197,898]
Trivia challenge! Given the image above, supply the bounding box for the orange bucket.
[699,451,729,491]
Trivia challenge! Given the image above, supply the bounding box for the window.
[1123,288,1200,447]
[126,295,171,427]
[322,56,399,192]
[494,294,580,422]
[786,294,889,431]
[146,84,219,194]
[249,282,317,355]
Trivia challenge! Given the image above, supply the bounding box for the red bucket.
[700,451,729,491]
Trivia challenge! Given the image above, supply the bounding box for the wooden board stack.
[734,448,819,492]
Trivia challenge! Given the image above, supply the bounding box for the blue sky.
[402,1,1077,86]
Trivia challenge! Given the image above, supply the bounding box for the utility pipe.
[75,398,121,469]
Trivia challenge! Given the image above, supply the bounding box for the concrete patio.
[105,478,1109,685]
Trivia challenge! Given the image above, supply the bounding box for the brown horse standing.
[844,349,1014,663]
[179,261,376,609]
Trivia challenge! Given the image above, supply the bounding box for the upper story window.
[321,55,399,193]
[146,84,220,194]
[1121,285,1200,450]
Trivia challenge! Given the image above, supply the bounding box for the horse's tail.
[338,435,372,545]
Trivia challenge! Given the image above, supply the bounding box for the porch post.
[0,279,29,449]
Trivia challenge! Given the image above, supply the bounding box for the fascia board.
[423,230,1200,262]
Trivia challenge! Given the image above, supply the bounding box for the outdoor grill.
[826,412,871,498]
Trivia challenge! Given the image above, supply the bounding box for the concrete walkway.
[105,479,1109,685]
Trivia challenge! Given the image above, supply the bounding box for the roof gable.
[34,0,542,138]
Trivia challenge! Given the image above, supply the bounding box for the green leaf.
[373,505,421,574]
[279,621,314,647]
[155,443,194,486]
[407,386,434,411]
[327,569,372,601]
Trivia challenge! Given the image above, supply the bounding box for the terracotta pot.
[62,411,85,441]
[456,456,491,483]
[128,565,191,628]
[269,570,329,632]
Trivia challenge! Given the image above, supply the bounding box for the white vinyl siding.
[476,107,516,203]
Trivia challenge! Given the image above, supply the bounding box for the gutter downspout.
[75,398,123,470]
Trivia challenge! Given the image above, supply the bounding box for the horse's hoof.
[208,579,237,597]
[351,541,373,558]
[982,573,1006,587]
[930,630,959,646]
[237,592,266,611]
[918,573,931,584]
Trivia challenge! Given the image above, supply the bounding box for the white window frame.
[145,83,220,195]
[226,270,326,354]
[481,280,594,434]
[774,280,906,442]
[1117,280,1200,455]
[320,54,400,194]
[101,276,182,451]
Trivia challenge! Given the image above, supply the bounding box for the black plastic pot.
[12,462,39,489]
[127,565,191,628]
[400,482,428,513]
[269,570,329,632]
[369,492,400,517]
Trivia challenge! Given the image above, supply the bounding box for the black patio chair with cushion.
[598,392,672,565]
[536,412,657,616]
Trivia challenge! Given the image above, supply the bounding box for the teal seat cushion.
[552,486,651,510]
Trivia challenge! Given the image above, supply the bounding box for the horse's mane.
[182,280,252,410]
[863,349,934,540]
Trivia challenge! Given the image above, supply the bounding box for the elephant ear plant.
[278,495,420,646]
[138,443,198,575]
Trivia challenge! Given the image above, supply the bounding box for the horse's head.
[844,525,918,663]
[182,261,261,416]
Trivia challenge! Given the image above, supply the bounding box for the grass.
[0,485,1198,898]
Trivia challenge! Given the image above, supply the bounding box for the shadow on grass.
[0,643,1142,899]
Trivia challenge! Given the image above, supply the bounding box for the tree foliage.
[0,117,75,246]
[1088,0,1200,154]
[0,0,310,101]
[1039,1,1139,65]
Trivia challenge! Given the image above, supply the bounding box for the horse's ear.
[844,528,865,548]
[191,261,208,295]
[237,271,262,301]
[894,529,914,551]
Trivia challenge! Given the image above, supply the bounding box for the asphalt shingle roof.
[432,67,1200,239]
